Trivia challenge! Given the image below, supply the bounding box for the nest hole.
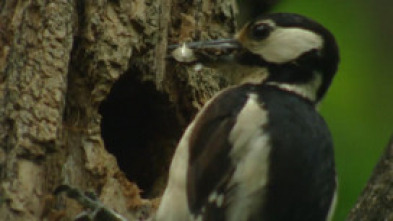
[99,71,183,198]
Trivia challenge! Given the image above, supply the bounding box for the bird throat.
[265,72,322,103]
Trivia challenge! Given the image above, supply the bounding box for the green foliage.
[272,1,393,220]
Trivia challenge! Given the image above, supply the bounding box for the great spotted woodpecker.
[157,13,339,221]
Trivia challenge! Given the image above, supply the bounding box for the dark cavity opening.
[99,71,183,198]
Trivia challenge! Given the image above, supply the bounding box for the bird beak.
[168,38,242,63]
[168,38,242,51]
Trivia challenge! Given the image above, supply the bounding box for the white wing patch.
[246,27,323,64]
[156,88,238,221]
[208,191,225,207]
[227,93,271,221]
[155,121,195,221]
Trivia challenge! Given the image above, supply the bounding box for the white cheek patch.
[249,27,323,63]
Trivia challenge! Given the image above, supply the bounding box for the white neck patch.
[246,27,323,64]
[266,72,323,102]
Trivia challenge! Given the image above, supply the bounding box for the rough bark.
[347,136,393,220]
[0,0,236,220]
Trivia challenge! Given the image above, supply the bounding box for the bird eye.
[251,23,272,40]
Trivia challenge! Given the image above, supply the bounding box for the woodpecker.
[156,13,339,221]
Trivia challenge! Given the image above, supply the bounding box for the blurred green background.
[269,0,393,220]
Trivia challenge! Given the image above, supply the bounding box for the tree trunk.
[0,0,236,220]
[347,136,393,220]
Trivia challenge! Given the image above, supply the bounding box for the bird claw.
[54,184,128,221]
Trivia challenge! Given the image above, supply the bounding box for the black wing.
[186,84,253,219]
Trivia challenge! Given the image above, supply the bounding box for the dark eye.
[251,23,272,40]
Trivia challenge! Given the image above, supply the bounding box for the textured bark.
[0,0,237,220]
[347,136,393,220]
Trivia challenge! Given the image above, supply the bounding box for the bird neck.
[234,50,326,102]
[264,65,322,103]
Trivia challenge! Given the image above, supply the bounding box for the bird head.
[170,13,340,102]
